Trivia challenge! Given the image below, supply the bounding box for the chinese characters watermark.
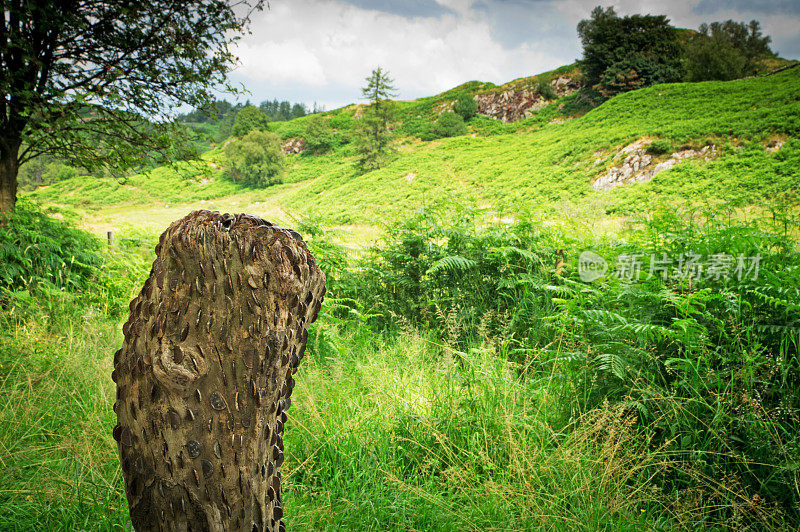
[578,251,761,283]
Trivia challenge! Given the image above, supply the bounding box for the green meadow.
[2,67,799,531]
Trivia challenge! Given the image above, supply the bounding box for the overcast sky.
[227,0,800,110]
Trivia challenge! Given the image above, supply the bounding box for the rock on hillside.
[593,139,717,191]
[475,90,547,122]
[281,137,306,154]
[475,76,580,123]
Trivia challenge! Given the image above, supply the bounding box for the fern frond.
[426,255,478,275]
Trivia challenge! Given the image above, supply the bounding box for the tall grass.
[1,201,798,530]
[325,202,800,528]
[287,328,686,530]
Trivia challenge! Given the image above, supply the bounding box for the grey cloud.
[472,0,578,57]
[339,0,456,18]
[692,0,800,16]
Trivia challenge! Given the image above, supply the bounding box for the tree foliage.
[354,67,398,172]
[577,6,682,97]
[0,0,262,214]
[433,111,467,138]
[453,93,478,121]
[179,98,309,128]
[303,114,334,154]
[231,105,270,137]
[0,199,101,292]
[177,99,235,124]
[684,20,774,81]
[259,99,308,121]
[223,130,284,188]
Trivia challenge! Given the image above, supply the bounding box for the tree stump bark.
[112,211,326,531]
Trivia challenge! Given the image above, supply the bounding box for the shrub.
[43,163,79,183]
[402,115,436,140]
[646,139,672,155]
[303,114,335,154]
[596,55,682,98]
[578,6,682,97]
[453,93,478,121]
[216,112,234,142]
[684,20,774,81]
[328,113,354,131]
[537,76,557,100]
[231,105,270,137]
[353,208,560,344]
[18,157,80,190]
[0,199,102,292]
[432,111,467,138]
[223,130,285,187]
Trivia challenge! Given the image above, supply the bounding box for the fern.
[596,349,631,380]
[0,199,101,293]
[426,255,477,275]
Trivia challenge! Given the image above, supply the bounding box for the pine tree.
[354,67,398,172]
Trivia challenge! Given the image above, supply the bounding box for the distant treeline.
[578,10,780,99]
[178,99,326,127]
[175,99,324,145]
[177,99,323,124]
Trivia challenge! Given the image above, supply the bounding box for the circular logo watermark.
[578,251,607,282]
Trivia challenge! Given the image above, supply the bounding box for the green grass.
[285,329,682,530]
[2,200,797,529]
[27,68,799,228]
[7,65,800,530]
[0,296,130,530]
[0,284,680,530]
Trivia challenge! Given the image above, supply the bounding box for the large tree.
[0,0,262,215]
[577,6,682,97]
[684,20,774,81]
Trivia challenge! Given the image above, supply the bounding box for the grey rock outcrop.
[281,138,306,155]
[475,90,548,122]
[593,140,716,191]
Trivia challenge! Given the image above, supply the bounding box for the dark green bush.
[0,199,102,292]
[303,114,335,154]
[432,111,467,139]
[231,105,270,137]
[453,93,478,121]
[402,115,436,140]
[328,113,354,131]
[646,139,672,155]
[684,20,774,81]
[537,76,557,100]
[350,208,560,344]
[18,156,81,190]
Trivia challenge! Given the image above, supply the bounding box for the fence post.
[107,230,114,248]
[111,211,325,531]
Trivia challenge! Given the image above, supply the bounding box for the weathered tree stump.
[112,211,325,531]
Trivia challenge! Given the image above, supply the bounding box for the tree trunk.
[0,142,20,217]
[112,211,326,531]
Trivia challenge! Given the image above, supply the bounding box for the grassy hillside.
[29,67,799,231]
